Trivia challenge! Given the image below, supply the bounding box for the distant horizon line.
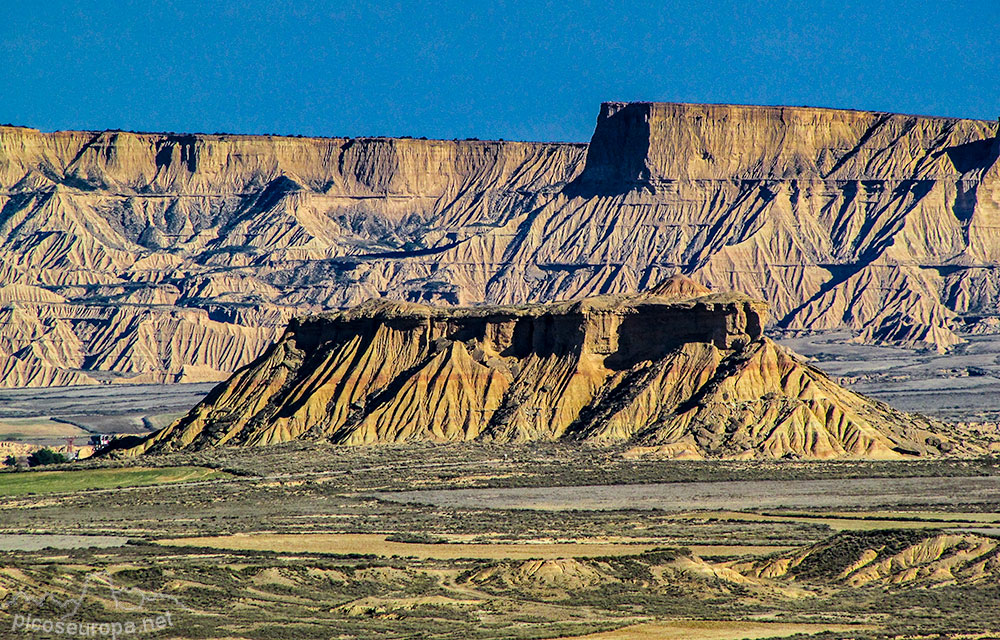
[2,100,995,144]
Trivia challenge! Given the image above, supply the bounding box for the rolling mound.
[464,551,771,600]
[125,278,964,458]
[0,102,996,384]
[469,558,617,595]
[735,530,1000,588]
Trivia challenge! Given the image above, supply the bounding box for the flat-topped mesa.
[0,126,585,196]
[289,287,766,365]
[541,101,1000,353]
[2,102,998,391]
[124,279,965,459]
[573,101,999,188]
[0,126,589,387]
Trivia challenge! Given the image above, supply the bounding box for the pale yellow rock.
[0,284,66,304]
[0,127,586,385]
[470,558,614,592]
[739,532,1000,588]
[126,282,966,458]
[0,102,997,386]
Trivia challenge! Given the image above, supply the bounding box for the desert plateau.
[3,87,1000,640]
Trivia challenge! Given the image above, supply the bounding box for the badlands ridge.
[128,277,961,458]
[0,102,997,386]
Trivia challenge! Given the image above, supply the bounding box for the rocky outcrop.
[0,102,996,386]
[735,530,1000,588]
[0,126,585,385]
[530,103,1000,352]
[469,558,618,594]
[466,552,770,599]
[126,279,963,458]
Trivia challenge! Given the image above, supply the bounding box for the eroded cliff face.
[128,278,962,458]
[0,102,996,385]
[0,128,585,384]
[515,102,1000,351]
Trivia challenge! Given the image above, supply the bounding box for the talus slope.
[127,278,964,458]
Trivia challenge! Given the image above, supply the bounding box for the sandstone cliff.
[127,278,962,458]
[0,127,584,384]
[514,102,1000,352]
[0,102,996,385]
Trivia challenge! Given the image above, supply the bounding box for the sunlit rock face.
[735,530,1000,588]
[128,278,965,459]
[0,102,996,385]
[0,126,586,385]
[536,102,1000,353]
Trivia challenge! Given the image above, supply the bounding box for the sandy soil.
[560,620,873,640]
[157,533,667,559]
[158,533,794,560]
[0,383,215,444]
[0,534,128,551]
[376,475,1000,512]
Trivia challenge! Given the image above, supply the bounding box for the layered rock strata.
[1,102,997,385]
[129,278,961,458]
[735,530,1000,587]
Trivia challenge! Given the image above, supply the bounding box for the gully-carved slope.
[510,102,1000,352]
[128,278,962,458]
[735,530,1000,588]
[1,102,997,385]
[0,127,584,385]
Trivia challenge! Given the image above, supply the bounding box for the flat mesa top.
[599,101,998,124]
[3,102,994,142]
[0,124,586,146]
[302,290,763,324]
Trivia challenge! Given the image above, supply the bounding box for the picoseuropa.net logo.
[1,571,191,638]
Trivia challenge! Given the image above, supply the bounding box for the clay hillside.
[126,277,965,459]
[734,529,1000,588]
[1,102,997,386]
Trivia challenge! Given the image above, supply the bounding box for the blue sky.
[2,1,997,141]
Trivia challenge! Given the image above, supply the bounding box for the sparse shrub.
[27,448,68,467]
[385,532,446,544]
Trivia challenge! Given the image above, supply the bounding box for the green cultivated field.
[0,466,228,496]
